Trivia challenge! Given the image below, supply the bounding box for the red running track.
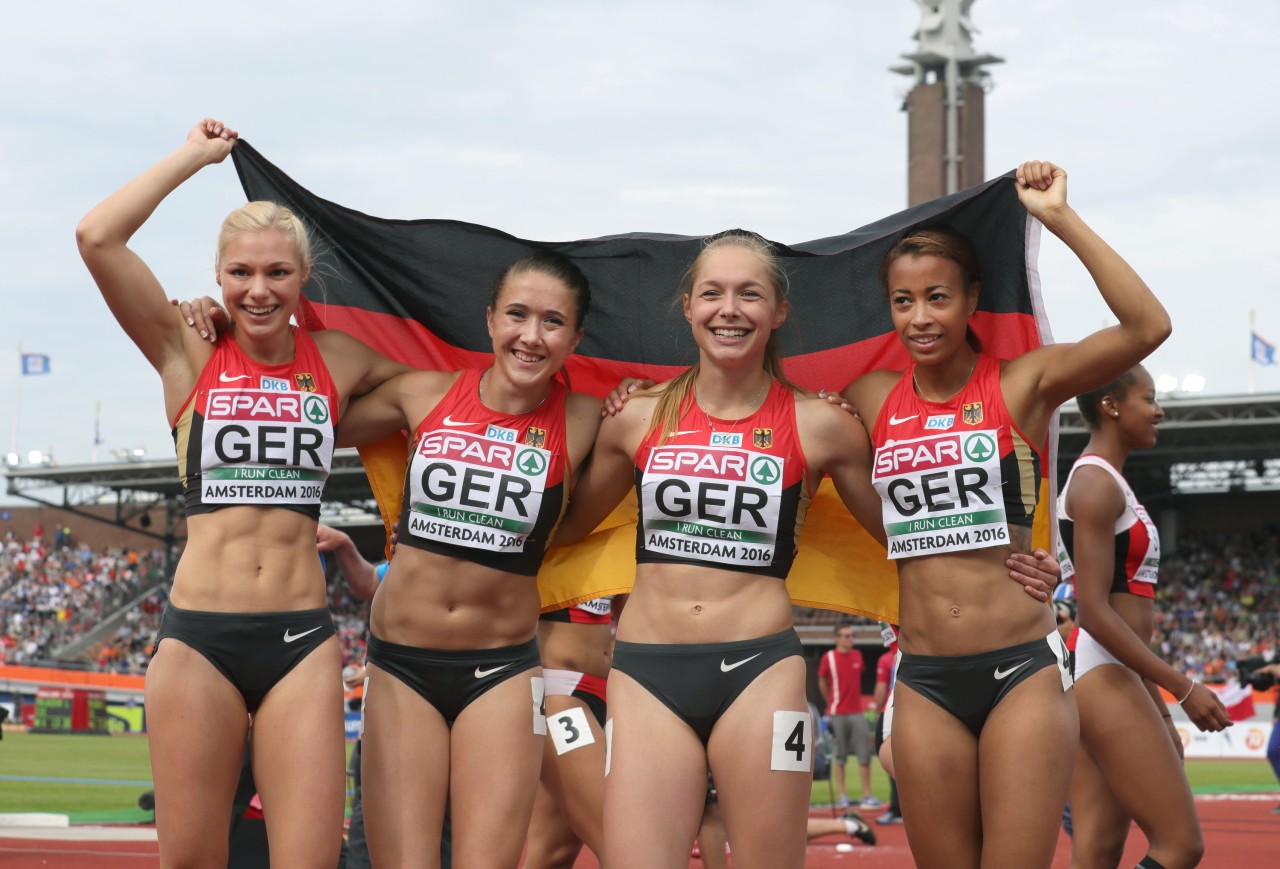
[2,797,1276,868]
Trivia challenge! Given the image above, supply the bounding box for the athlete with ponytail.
[333,251,602,868]
[553,229,894,869]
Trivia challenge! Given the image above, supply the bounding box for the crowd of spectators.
[5,524,1279,681]
[1152,527,1280,681]
[1,527,166,670]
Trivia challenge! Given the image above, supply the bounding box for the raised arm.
[1008,161,1172,412]
[76,119,238,372]
[1067,466,1229,732]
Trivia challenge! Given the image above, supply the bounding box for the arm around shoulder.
[798,397,885,545]
[552,399,645,547]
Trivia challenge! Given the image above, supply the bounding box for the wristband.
[1177,681,1198,705]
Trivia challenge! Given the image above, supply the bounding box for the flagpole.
[93,400,101,464]
[12,342,21,457]
[1250,309,1257,395]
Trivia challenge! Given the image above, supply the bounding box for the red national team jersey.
[397,368,570,577]
[173,328,339,519]
[870,354,1044,559]
[633,380,810,579]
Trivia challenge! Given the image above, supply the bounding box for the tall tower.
[891,0,1002,205]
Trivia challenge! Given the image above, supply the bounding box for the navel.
[691,604,704,616]
[949,606,961,618]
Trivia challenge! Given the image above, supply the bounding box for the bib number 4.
[770,710,811,772]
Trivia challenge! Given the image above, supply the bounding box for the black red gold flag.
[232,141,1054,621]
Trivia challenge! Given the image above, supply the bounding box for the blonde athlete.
[841,160,1171,868]
[77,119,408,869]
[554,230,889,869]
[335,251,601,869]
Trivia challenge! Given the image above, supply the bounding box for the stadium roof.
[6,391,1280,545]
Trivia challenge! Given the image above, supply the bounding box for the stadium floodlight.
[1181,374,1206,394]
[27,450,43,465]
[3,453,18,468]
[1155,373,1179,394]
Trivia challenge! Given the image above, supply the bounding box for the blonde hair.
[649,230,803,443]
[215,201,313,272]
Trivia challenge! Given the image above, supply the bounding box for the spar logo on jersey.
[925,414,955,430]
[873,430,1008,558]
[200,389,334,505]
[406,429,553,553]
[640,445,783,568]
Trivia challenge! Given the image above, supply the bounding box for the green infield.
[1,731,1274,821]
[809,756,1278,807]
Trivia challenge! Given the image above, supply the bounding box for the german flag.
[232,142,1054,622]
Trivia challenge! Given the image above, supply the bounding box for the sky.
[2,0,1279,481]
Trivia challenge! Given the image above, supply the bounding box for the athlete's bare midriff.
[1108,592,1155,643]
[173,508,328,612]
[617,563,794,645]
[896,540,1054,656]
[538,619,613,677]
[369,546,541,649]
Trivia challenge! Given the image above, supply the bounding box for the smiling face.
[486,268,584,391]
[1107,366,1163,449]
[886,253,978,365]
[683,246,788,370]
[217,228,308,341]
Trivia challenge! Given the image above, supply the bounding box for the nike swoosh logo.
[994,660,1032,680]
[219,372,253,383]
[475,663,512,679]
[669,430,703,437]
[720,653,763,673]
[888,413,919,425]
[443,415,481,427]
[283,626,323,643]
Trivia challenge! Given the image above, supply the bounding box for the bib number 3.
[770,710,811,772]
[550,705,596,755]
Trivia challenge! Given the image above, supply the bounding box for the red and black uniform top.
[870,353,1045,559]
[396,368,570,577]
[633,380,811,580]
[173,328,338,520]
